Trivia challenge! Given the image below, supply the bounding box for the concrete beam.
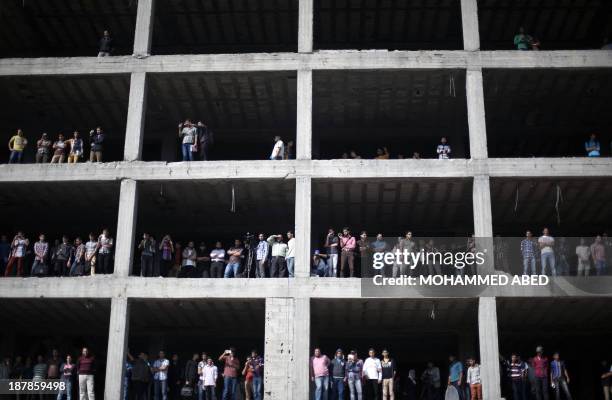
[124,72,148,161]
[1,158,611,183]
[133,0,155,56]
[1,51,611,76]
[298,0,314,53]
[473,175,493,238]
[461,0,481,51]
[114,179,139,277]
[466,69,488,160]
[294,177,312,278]
[0,276,610,299]
[478,297,501,400]
[296,69,312,160]
[104,296,130,400]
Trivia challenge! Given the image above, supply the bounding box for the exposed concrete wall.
[478,297,502,400]
[461,0,481,51]
[133,0,155,57]
[295,177,312,278]
[298,0,313,53]
[104,296,130,400]
[264,298,295,399]
[124,72,148,161]
[114,179,139,277]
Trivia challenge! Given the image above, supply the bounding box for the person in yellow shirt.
[8,129,27,164]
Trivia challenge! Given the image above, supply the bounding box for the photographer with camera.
[219,348,240,400]
[267,234,288,277]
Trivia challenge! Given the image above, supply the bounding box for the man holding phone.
[219,348,240,400]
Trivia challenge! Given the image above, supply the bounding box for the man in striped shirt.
[70,237,86,276]
[520,230,537,275]
[255,234,269,278]
[506,354,528,400]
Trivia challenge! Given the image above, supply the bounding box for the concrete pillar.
[472,175,493,238]
[133,0,155,56]
[114,179,139,277]
[478,297,501,400]
[466,68,488,160]
[124,72,148,161]
[296,68,313,160]
[293,298,310,399]
[104,297,130,400]
[298,0,314,53]
[460,0,481,51]
[294,176,312,278]
[264,298,294,399]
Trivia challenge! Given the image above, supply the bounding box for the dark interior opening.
[152,0,298,55]
[143,72,297,161]
[314,0,463,50]
[0,75,130,164]
[311,298,479,395]
[0,298,110,398]
[313,70,470,160]
[0,0,136,58]
[478,0,612,50]
[484,69,612,158]
[497,297,612,400]
[491,178,612,237]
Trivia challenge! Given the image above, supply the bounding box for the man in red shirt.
[530,346,549,400]
[77,347,96,400]
[219,348,240,400]
[339,227,356,277]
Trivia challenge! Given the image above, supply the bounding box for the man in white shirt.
[178,119,197,161]
[270,136,284,160]
[201,357,218,399]
[466,358,482,400]
[267,234,288,277]
[362,348,382,400]
[436,137,451,159]
[538,227,556,276]
[152,351,170,400]
[575,237,591,277]
[286,231,296,278]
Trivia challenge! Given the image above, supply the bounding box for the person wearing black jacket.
[184,353,199,388]
[98,30,113,57]
[89,127,105,162]
[381,349,397,400]
[168,354,183,400]
[131,352,151,400]
[196,121,213,161]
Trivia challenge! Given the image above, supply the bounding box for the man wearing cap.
[312,250,329,277]
[330,349,346,400]
[530,346,549,400]
[36,133,52,163]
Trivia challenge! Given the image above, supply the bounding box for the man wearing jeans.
[219,348,240,400]
[520,230,537,275]
[255,234,269,278]
[330,349,346,400]
[152,351,169,400]
[507,354,528,400]
[77,347,96,400]
[138,233,156,277]
[178,120,197,161]
[224,240,244,278]
[249,350,264,400]
[310,348,330,400]
[286,231,296,278]
[591,235,607,276]
[550,352,573,400]
[346,351,363,400]
[530,346,549,400]
[325,229,339,277]
[448,355,463,400]
[538,228,556,276]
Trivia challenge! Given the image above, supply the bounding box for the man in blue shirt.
[550,352,573,400]
[585,133,601,157]
[448,355,464,400]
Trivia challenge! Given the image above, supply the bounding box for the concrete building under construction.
[0,0,611,399]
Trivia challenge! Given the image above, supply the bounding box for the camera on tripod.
[244,232,255,246]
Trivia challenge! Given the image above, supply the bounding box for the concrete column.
[460,0,481,51]
[264,298,294,399]
[466,68,488,160]
[294,176,312,278]
[133,0,155,56]
[298,0,314,53]
[104,296,130,400]
[472,175,493,238]
[114,179,139,277]
[296,68,313,160]
[292,297,310,399]
[124,72,148,161]
[478,297,501,400]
